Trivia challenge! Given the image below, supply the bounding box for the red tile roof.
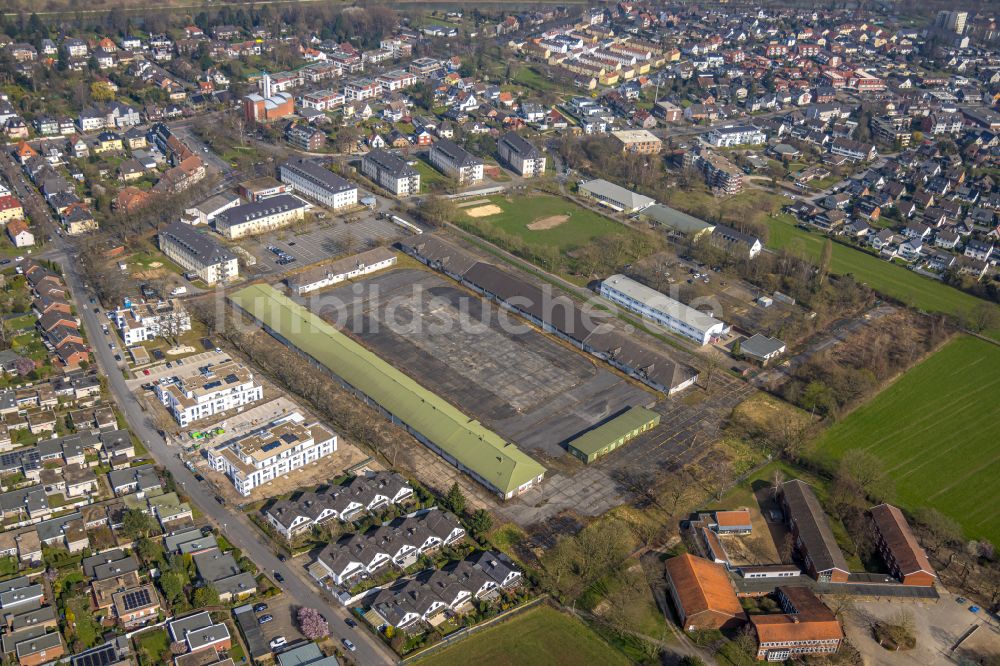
[665,554,743,620]
[869,504,935,578]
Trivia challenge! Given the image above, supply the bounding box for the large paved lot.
[302,268,652,459]
[244,213,404,275]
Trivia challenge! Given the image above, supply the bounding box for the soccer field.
[415,604,629,666]
[815,335,1000,544]
[764,215,1000,340]
[460,193,634,253]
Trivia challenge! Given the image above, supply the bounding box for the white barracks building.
[155,360,263,426]
[208,413,337,496]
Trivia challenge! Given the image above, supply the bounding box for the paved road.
[52,243,394,665]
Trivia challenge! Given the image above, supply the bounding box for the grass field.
[814,335,1000,544]
[461,194,633,253]
[764,213,1000,337]
[416,604,630,666]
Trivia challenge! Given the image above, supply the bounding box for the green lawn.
[416,604,629,666]
[461,194,633,253]
[765,214,1000,335]
[814,335,1000,544]
[136,628,170,666]
[414,156,450,192]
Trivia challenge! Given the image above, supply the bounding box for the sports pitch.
[460,193,635,252]
[815,335,1000,544]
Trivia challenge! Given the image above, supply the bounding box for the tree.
[817,238,833,286]
[912,507,963,553]
[297,607,329,639]
[444,482,466,515]
[90,81,115,101]
[192,585,219,607]
[121,508,154,539]
[159,572,185,604]
[468,509,493,536]
[679,657,706,666]
[837,449,893,503]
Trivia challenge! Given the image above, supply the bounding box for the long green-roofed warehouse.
[567,406,661,464]
[229,284,546,499]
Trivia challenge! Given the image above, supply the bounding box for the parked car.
[273,571,284,583]
[258,614,273,624]
[253,603,268,613]
[269,637,286,650]
[342,639,356,652]
[345,618,357,628]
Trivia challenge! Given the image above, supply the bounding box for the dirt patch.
[465,204,503,218]
[148,261,163,269]
[527,214,569,231]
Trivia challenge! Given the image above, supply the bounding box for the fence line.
[398,595,548,664]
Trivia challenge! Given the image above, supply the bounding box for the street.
[51,240,394,665]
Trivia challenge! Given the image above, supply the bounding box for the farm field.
[459,193,635,253]
[764,213,1000,339]
[814,335,1000,544]
[415,604,630,666]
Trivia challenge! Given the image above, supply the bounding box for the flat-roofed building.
[237,176,287,202]
[360,149,420,196]
[429,139,484,184]
[497,132,546,177]
[208,413,337,496]
[155,360,263,426]
[664,553,745,631]
[752,587,843,661]
[158,222,239,285]
[610,129,662,154]
[706,125,766,147]
[278,158,358,209]
[215,194,310,240]
[869,503,936,586]
[600,274,728,345]
[780,479,850,583]
[113,299,191,346]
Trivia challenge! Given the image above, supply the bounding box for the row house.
[311,511,465,587]
[266,471,413,539]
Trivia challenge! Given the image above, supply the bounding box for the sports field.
[765,214,1000,339]
[415,604,629,666]
[815,335,1000,544]
[461,194,635,253]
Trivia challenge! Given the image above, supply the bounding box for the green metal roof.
[567,406,660,457]
[641,204,716,235]
[230,284,546,496]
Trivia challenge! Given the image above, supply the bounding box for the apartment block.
[113,299,191,346]
[429,139,484,185]
[498,132,546,177]
[214,194,309,240]
[360,149,421,196]
[278,158,358,209]
[155,360,263,426]
[158,222,239,285]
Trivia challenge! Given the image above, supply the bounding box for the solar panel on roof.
[224,373,239,384]
[280,432,298,444]
[260,439,282,453]
[122,587,152,611]
[202,380,222,390]
[71,644,117,666]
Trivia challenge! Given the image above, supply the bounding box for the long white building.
[278,158,358,210]
[214,194,309,240]
[155,360,263,426]
[208,413,337,496]
[114,299,192,346]
[600,274,729,345]
[706,125,767,147]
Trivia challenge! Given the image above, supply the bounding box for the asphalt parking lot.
[245,213,404,274]
[305,268,652,459]
[248,593,307,654]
